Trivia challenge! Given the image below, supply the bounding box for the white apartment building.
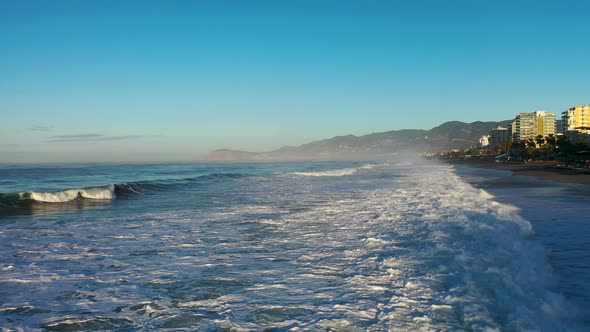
[512,111,556,140]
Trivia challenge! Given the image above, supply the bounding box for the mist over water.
[0,160,587,331]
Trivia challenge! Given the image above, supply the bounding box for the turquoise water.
[0,160,587,331]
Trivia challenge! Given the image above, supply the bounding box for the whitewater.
[0,160,587,331]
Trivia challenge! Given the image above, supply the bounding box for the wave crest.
[290,164,375,177]
[18,184,116,203]
[291,168,358,177]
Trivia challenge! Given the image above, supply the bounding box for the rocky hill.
[208,120,511,161]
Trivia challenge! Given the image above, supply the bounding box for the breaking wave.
[290,164,374,177]
[18,184,116,203]
[0,161,585,330]
[0,172,247,208]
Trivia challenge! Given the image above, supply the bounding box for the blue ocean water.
[0,160,588,331]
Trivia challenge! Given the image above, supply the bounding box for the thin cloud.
[0,143,19,147]
[51,134,104,139]
[100,135,142,141]
[26,125,52,132]
[47,134,142,143]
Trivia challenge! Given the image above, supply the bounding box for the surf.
[290,164,374,177]
[18,184,116,203]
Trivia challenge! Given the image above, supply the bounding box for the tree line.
[495,134,589,161]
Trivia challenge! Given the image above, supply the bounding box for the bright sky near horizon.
[1,1,589,162]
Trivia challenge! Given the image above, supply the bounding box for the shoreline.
[441,159,590,186]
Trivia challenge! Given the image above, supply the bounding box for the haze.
[1,1,589,162]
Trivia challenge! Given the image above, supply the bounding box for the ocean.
[0,160,588,331]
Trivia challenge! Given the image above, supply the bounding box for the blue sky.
[1,1,589,162]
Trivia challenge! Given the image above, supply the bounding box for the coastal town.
[429,105,590,168]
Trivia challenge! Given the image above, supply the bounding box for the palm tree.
[535,135,546,148]
[538,134,557,159]
[556,135,575,160]
[526,139,536,148]
[546,134,557,147]
[575,139,589,152]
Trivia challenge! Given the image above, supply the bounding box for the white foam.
[291,168,358,177]
[276,162,568,329]
[0,161,578,331]
[25,189,80,203]
[478,188,495,200]
[19,184,115,203]
[78,184,116,200]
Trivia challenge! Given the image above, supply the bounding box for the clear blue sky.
[1,0,589,162]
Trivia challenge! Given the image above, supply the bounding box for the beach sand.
[442,159,590,186]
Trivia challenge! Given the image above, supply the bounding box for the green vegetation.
[493,134,588,161]
[431,134,589,164]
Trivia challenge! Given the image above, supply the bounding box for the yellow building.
[513,111,556,140]
[562,105,590,133]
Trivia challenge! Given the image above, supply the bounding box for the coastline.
[446,158,590,327]
[441,159,590,186]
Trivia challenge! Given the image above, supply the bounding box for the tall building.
[513,113,535,140]
[536,111,556,136]
[512,111,556,140]
[555,119,565,134]
[562,105,590,134]
[488,126,511,150]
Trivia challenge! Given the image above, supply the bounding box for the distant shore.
[442,159,590,185]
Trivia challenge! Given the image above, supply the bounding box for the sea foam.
[0,161,581,331]
[19,184,116,203]
[291,168,358,177]
[290,164,375,177]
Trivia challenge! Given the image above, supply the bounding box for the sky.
[1,0,589,162]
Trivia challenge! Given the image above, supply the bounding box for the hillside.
[208,120,510,161]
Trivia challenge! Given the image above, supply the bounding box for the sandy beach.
[442,159,590,185]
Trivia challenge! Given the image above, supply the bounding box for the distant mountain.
[208,120,511,161]
[426,120,513,150]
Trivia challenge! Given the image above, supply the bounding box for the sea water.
[0,160,588,331]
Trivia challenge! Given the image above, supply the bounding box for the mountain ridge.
[208,120,511,161]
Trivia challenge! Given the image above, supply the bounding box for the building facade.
[555,119,565,134]
[488,126,511,150]
[513,113,536,140]
[536,111,556,136]
[562,105,590,134]
[512,111,556,140]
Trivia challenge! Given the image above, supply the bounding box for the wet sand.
[442,159,590,185]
